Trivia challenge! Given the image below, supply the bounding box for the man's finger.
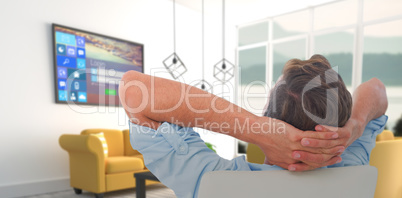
[289,156,342,172]
[326,156,342,166]
[315,125,339,132]
[292,151,335,163]
[297,145,345,155]
[301,137,344,148]
[288,163,321,172]
[300,131,339,140]
[288,163,314,172]
[265,160,290,170]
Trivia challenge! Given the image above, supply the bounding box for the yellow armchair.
[59,129,158,198]
[246,143,265,164]
[370,139,402,198]
[376,130,395,141]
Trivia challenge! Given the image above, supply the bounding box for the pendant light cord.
[222,0,225,59]
[202,0,205,81]
[173,0,176,53]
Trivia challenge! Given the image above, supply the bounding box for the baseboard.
[0,177,70,198]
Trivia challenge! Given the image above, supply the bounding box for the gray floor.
[20,184,176,198]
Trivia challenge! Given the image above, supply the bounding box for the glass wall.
[237,46,267,154]
[364,0,402,22]
[314,30,354,87]
[273,39,306,81]
[363,19,402,128]
[238,46,267,115]
[314,0,358,31]
[238,22,268,47]
[237,0,402,151]
[273,10,309,39]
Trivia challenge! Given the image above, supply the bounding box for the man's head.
[264,54,352,131]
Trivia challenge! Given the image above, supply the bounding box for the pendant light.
[213,0,234,83]
[163,0,187,79]
[195,0,212,92]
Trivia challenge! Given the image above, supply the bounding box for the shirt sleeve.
[329,115,388,168]
[129,122,242,198]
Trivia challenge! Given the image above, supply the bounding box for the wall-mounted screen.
[52,24,143,106]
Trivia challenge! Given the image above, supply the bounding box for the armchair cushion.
[106,156,144,174]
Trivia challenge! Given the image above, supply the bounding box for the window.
[314,0,358,31]
[238,22,268,47]
[364,0,402,22]
[237,46,268,154]
[314,30,355,86]
[363,19,402,128]
[273,10,309,39]
[239,46,267,114]
[236,0,402,155]
[273,39,306,81]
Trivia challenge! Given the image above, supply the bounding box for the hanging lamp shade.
[213,0,234,83]
[195,79,212,92]
[163,52,187,79]
[163,0,187,79]
[213,58,235,83]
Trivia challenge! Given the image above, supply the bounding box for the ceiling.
[172,0,337,25]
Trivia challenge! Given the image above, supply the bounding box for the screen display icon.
[56,44,66,55]
[67,69,86,80]
[77,48,86,58]
[76,36,85,47]
[56,31,76,46]
[66,46,76,57]
[78,92,87,102]
[58,79,67,90]
[69,91,77,101]
[57,67,68,78]
[58,90,67,101]
[74,81,80,90]
[91,75,97,82]
[70,81,87,91]
[57,55,76,68]
[77,59,86,69]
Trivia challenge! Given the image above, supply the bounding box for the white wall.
[0,0,237,197]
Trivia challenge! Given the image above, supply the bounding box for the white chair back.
[198,165,377,198]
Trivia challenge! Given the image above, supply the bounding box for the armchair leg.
[73,188,82,194]
[94,193,104,198]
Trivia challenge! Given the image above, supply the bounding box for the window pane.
[239,47,267,115]
[238,22,268,47]
[314,30,354,86]
[273,10,309,40]
[363,20,402,129]
[314,0,358,30]
[363,20,402,85]
[364,0,402,22]
[273,39,306,81]
[239,47,266,85]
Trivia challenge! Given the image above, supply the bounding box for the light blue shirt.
[129,115,387,198]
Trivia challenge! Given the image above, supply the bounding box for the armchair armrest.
[59,134,106,193]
